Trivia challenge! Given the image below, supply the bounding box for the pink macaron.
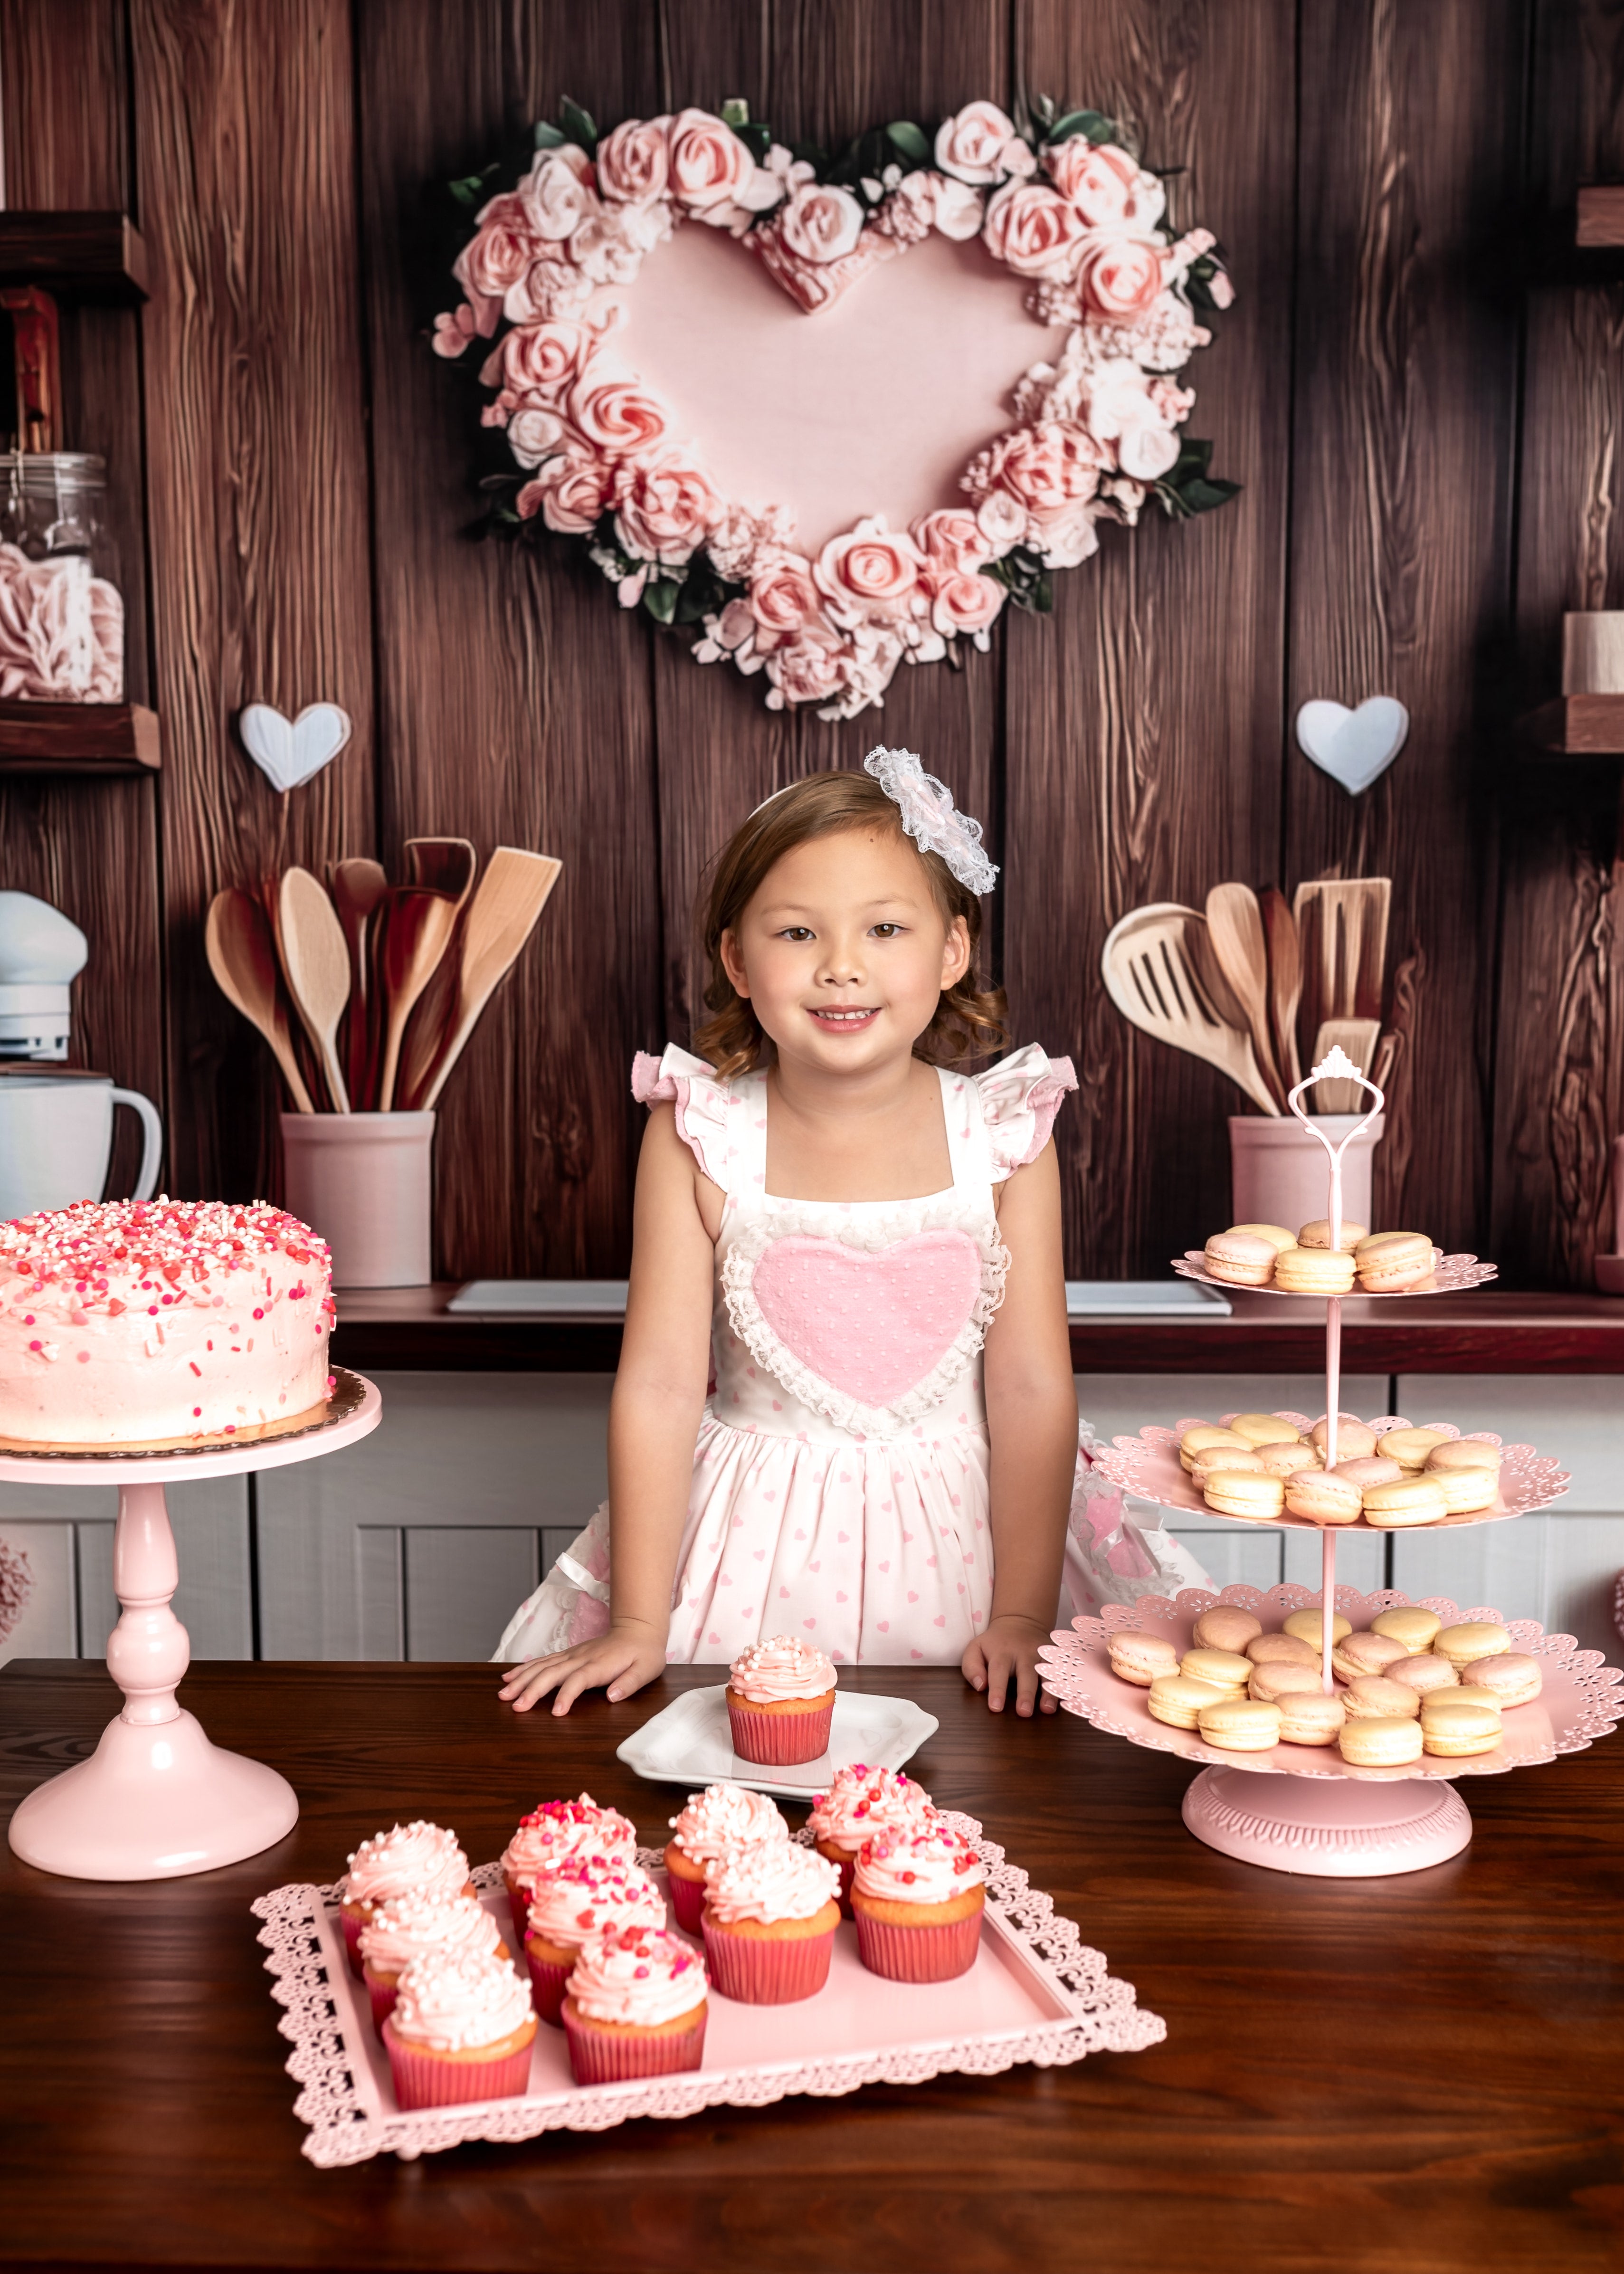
[1203,1232,1278,1287]
[1458,1652,1542,1707]
[1283,1469,1363,1526]
[1107,1630,1180,1686]
[1330,1456,1405,1490]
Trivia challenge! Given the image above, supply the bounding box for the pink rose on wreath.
[431,304,479,358]
[597,115,672,204]
[521,144,596,241]
[1046,138,1166,231]
[748,554,819,635]
[517,449,609,535]
[967,421,1102,521]
[763,623,849,708]
[569,204,663,287]
[1075,232,1165,320]
[567,366,669,455]
[880,170,983,246]
[912,508,995,575]
[778,182,866,265]
[453,192,537,322]
[506,407,567,467]
[1115,422,1181,481]
[934,101,1019,185]
[925,567,1006,640]
[492,318,597,400]
[611,446,721,565]
[982,180,1088,279]
[973,489,1027,550]
[1030,507,1101,570]
[666,108,753,213]
[814,518,926,627]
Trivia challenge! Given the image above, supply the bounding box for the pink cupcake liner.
[523,1946,574,2027]
[563,2005,707,2086]
[703,1919,836,2004]
[381,2019,534,2111]
[362,1963,398,2032]
[505,1876,532,1941]
[340,1905,366,1977]
[855,1905,983,1984]
[667,1868,707,1935]
[816,1845,857,1918]
[726,1696,834,1766]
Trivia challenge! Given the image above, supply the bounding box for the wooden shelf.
[1519,693,1624,755]
[1577,186,1624,248]
[0,212,149,303]
[0,700,159,772]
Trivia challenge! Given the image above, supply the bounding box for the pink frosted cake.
[0,1197,334,1448]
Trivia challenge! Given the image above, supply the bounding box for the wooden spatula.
[1206,884,1287,1110]
[374,886,460,1111]
[276,869,352,1112]
[1101,902,1281,1115]
[404,849,563,1112]
[1293,878,1392,1027]
[1310,1017,1382,1113]
[404,837,477,912]
[205,888,315,1113]
[1258,886,1303,1094]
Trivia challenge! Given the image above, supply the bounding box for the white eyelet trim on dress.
[719,1198,1011,1441]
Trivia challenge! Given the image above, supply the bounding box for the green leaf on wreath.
[558,97,598,154]
[1180,477,1243,514]
[449,162,499,209]
[721,98,750,128]
[732,121,772,162]
[885,120,931,166]
[1046,108,1116,148]
[642,577,681,625]
[532,121,567,151]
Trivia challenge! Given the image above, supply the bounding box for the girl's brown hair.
[692,771,1008,1079]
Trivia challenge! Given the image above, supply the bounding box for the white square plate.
[615,1685,939,1799]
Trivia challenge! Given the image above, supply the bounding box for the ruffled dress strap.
[631,1045,736,1190]
[973,1045,1078,1182]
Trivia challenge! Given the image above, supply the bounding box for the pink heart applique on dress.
[750,1229,982,1408]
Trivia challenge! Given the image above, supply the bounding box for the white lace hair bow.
[862,746,999,897]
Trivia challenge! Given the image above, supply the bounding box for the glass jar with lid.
[0,452,124,701]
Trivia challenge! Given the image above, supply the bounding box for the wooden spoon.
[276,869,351,1113]
[329,858,389,1107]
[407,849,563,1112]
[1100,901,1280,1115]
[1258,885,1303,1093]
[1205,884,1287,1110]
[375,886,460,1111]
[404,837,477,912]
[205,888,315,1113]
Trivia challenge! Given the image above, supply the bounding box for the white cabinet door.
[0,1519,76,1665]
[0,1475,249,1661]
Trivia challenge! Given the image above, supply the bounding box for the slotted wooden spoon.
[1293,877,1392,1027]
[276,868,351,1113]
[1101,902,1281,1115]
[402,848,563,1111]
[205,888,315,1113]
[1259,885,1303,1092]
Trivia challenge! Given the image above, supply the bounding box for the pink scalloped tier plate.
[1039,1586,1623,1785]
[1172,1251,1498,1298]
[1091,1412,1568,1532]
[252,1817,1163,2167]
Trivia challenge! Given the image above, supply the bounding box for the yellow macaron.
[1338,1715,1425,1768]
[1191,1447,1267,1492]
[1202,1470,1286,1523]
[1226,1412,1307,1448]
[1283,1608,1351,1650]
[1309,1416,1379,1462]
[1297,1218,1369,1253]
[1370,1607,1443,1654]
[1148,1674,1227,1731]
[1227,1223,1297,1253]
[1179,1647,1252,1696]
[1377,1427,1454,1471]
[1179,1424,1253,1473]
[1428,1465,1499,1515]
[1434,1621,1512,1672]
[1361,1476,1449,1529]
[1426,1437,1501,1475]
[1190,1606,1264,1654]
[1419,1700,1502,1757]
[1355,1231,1436,1292]
[1273,1245,1358,1295]
[1197,1698,1282,1753]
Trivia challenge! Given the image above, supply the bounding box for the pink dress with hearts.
[494,1041,1088,1668]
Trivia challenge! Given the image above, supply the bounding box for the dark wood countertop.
[2,1658,1621,2271]
[330,1284,1624,1373]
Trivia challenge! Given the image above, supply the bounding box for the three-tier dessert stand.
[1041,1055,1622,1876]
[5,1366,380,1881]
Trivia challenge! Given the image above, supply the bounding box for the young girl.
[497,748,1093,1720]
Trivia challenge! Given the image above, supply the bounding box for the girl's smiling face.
[719,826,970,1076]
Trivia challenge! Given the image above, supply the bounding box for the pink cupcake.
[561,1925,708,2085]
[500,1793,637,1937]
[381,1946,537,2111]
[357,1893,504,2032]
[339,1822,473,1977]
[807,1765,937,1917]
[724,1636,837,1765]
[850,1821,986,1984]
[701,1841,842,2004]
[522,1853,666,2026]
[664,1783,788,1933]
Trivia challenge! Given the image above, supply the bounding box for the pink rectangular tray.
[253,1814,1164,2165]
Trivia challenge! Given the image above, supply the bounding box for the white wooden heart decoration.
[237,703,353,793]
[1295,697,1409,796]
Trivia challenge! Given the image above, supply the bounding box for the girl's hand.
[962,1615,1058,1718]
[498,1619,667,1716]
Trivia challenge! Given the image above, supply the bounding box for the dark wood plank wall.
[2,0,1621,1286]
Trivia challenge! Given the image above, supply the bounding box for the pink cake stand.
[4,1367,380,1882]
[1045,1053,1619,1874]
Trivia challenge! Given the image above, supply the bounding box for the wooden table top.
[3,1658,1622,2273]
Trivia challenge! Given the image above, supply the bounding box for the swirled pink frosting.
[344,1821,469,1910]
[704,1840,841,1925]
[854,1821,986,1907]
[727,1634,837,1704]
[568,1925,708,2027]
[807,1764,937,1855]
[524,1854,666,1951]
[357,1893,503,1975]
[502,1794,636,1883]
[389,1945,533,2052]
[668,1783,788,1865]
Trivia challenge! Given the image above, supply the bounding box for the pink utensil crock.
[1229,1112,1384,1236]
[281,1110,433,1287]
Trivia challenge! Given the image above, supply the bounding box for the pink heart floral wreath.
[433,95,1237,720]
